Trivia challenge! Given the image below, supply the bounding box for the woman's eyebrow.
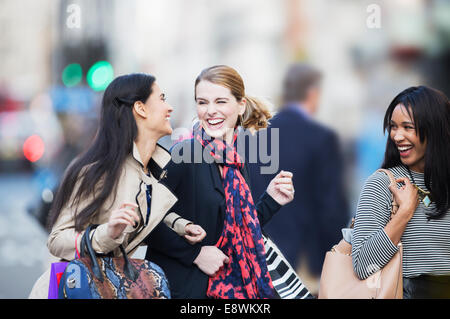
[390,119,414,125]
[196,97,229,101]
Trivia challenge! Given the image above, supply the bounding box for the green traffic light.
[62,63,83,87]
[87,61,114,91]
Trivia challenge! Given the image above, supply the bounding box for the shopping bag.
[48,262,68,299]
[263,235,314,299]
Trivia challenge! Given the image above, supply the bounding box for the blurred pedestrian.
[146,65,295,298]
[29,73,205,298]
[352,86,450,298]
[248,63,349,295]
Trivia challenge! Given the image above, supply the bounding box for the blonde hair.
[195,65,272,131]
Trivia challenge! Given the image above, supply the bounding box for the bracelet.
[75,232,81,259]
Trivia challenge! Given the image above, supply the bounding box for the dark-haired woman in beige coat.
[29,73,205,298]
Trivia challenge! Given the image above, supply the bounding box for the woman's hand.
[193,246,229,276]
[385,177,419,245]
[184,224,207,244]
[107,202,140,240]
[388,177,419,222]
[266,170,295,206]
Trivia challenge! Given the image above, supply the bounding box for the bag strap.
[80,225,139,282]
[375,169,400,219]
[349,169,400,229]
[80,225,104,282]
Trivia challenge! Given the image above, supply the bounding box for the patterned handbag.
[58,225,170,299]
[263,235,314,299]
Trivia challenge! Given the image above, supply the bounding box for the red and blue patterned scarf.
[194,126,276,299]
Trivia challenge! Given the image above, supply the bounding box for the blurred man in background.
[248,63,349,295]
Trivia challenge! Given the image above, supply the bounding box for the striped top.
[352,165,450,279]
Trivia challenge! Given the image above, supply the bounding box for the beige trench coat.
[29,143,190,298]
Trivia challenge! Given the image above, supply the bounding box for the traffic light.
[86,61,114,91]
[61,63,83,87]
[58,39,111,91]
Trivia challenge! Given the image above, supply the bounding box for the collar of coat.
[130,142,171,181]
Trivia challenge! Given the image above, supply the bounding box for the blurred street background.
[1,0,449,298]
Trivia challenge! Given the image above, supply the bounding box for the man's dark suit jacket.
[145,138,281,298]
[247,105,349,276]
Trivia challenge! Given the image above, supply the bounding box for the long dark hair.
[48,73,156,232]
[382,86,450,218]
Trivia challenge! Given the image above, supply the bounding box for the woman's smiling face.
[389,103,427,172]
[195,80,245,142]
[141,82,173,137]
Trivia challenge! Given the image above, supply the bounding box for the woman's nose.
[166,102,173,113]
[393,130,405,142]
[206,103,217,116]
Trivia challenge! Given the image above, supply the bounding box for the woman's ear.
[238,98,246,116]
[133,101,147,119]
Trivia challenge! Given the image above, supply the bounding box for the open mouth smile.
[397,144,413,157]
[206,118,225,129]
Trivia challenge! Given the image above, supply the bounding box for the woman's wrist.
[394,206,415,223]
[95,223,125,252]
[193,245,205,266]
[384,211,410,245]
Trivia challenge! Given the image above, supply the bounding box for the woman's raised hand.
[388,177,419,222]
[184,224,207,244]
[107,202,140,240]
[266,170,295,206]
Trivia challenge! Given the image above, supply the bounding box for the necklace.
[406,166,433,207]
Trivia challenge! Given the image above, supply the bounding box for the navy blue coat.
[247,106,349,276]
[145,138,281,298]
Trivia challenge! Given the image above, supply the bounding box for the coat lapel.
[135,180,147,228]
[210,162,225,197]
[126,180,177,255]
[125,143,177,255]
[200,139,225,198]
[207,155,249,197]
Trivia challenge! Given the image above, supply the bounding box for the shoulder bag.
[318,169,403,299]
